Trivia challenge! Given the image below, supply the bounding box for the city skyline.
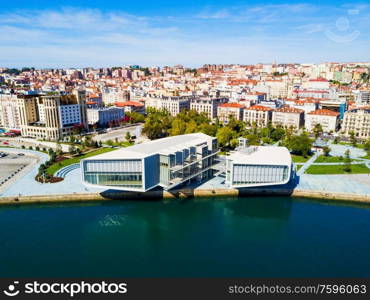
[0,1,369,68]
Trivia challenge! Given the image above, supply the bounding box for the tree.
[349,131,357,147]
[76,147,82,156]
[216,127,234,150]
[343,149,352,173]
[199,123,217,137]
[169,119,187,136]
[125,132,132,143]
[285,134,312,157]
[313,123,323,139]
[333,136,339,144]
[68,145,76,154]
[364,139,370,151]
[323,146,331,157]
[185,120,197,134]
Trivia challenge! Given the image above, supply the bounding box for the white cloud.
[0,6,369,67]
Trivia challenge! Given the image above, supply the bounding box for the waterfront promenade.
[0,142,369,204]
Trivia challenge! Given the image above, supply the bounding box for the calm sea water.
[0,197,369,277]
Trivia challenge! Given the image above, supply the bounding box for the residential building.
[355,91,370,106]
[0,94,22,130]
[305,109,340,132]
[244,105,273,127]
[144,97,190,116]
[217,103,244,124]
[81,133,219,192]
[342,107,370,139]
[272,106,304,129]
[115,101,145,114]
[190,97,228,120]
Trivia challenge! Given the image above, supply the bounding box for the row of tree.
[142,108,313,156]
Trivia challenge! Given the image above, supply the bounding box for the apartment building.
[244,105,273,127]
[87,107,124,126]
[0,94,22,130]
[355,91,370,106]
[190,97,228,120]
[115,101,145,114]
[102,89,130,105]
[272,106,304,129]
[342,107,370,139]
[217,103,244,124]
[144,97,190,116]
[305,109,340,132]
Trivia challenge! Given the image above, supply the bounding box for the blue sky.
[0,1,369,68]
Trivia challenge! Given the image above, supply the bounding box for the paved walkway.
[296,152,320,176]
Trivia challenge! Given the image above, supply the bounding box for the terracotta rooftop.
[218,103,244,108]
[115,101,144,107]
[274,106,304,114]
[247,105,273,111]
[307,109,339,116]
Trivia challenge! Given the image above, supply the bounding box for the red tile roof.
[274,106,304,114]
[218,103,244,109]
[115,101,144,107]
[247,105,273,112]
[307,109,339,116]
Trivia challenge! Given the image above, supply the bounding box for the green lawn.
[305,164,370,175]
[296,165,303,171]
[47,147,116,175]
[291,154,312,163]
[314,155,360,163]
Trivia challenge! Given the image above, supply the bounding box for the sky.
[0,0,369,68]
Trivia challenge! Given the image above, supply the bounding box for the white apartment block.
[305,109,339,132]
[244,105,273,127]
[217,103,244,124]
[190,98,227,120]
[145,97,190,116]
[342,107,370,139]
[272,106,304,129]
[0,94,22,130]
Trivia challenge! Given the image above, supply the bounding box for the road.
[92,124,147,143]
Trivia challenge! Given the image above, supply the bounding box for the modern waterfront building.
[81,133,219,192]
[225,138,292,188]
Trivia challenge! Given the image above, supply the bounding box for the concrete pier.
[0,187,369,206]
